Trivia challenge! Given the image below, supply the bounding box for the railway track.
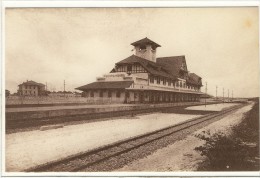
[26,103,247,172]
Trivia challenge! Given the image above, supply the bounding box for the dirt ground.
[6,112,200,171]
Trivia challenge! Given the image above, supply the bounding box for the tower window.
[139,45,146,50]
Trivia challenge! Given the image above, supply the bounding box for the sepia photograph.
[2,1,260,176]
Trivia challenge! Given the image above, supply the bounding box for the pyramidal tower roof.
[131,37,161,47]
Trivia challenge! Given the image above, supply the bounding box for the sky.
[5,7,259,97]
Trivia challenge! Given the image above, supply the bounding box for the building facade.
[17,80,46,96]
[76,38,203,103]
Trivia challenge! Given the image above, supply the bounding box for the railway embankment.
[116,102,254,171]
[195,99,259,171]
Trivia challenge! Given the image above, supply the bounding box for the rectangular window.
[108,91,112,97]
[90,91,94,97]
[99,91,103,97]
[157,77,160,84]
[163,78,166,85]
[116,91,121,98]
[133,65,137,73]
[168,79,171,86]
[150,76,154,83]
[126,91,130,98]
[127,65,132,72]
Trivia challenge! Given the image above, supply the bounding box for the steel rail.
[25,103,247,172]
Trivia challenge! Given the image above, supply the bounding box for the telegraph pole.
[215,85,218,105]
[228,89,229,102]
[223,87,224,103]
[205,82,207,107]
[216,85,218,99]
[232,90,233,100]
[64,80,66,97]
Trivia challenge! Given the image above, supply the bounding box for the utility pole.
[215,85,218,106]
[205,82,207,107]
[64,80,66,97]
[223,87,224,103]
[232,90,233,100]
[216,85,218,99]
[228,89,229,102]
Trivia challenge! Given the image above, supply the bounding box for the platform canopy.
[76,81,133,91]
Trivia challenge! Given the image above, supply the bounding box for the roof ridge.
[157,55,185,59]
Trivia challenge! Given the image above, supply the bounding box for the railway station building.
[76,37,203,103]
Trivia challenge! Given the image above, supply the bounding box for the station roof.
[156,56,188,77]
[187,73,202,86]
[76,81,133,91]
[131,37,161,47]
[116,55,176,80]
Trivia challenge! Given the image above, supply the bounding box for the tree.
[5,90,10,97]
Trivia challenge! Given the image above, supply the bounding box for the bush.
[195,131,250,171]
[195,100,259,171]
